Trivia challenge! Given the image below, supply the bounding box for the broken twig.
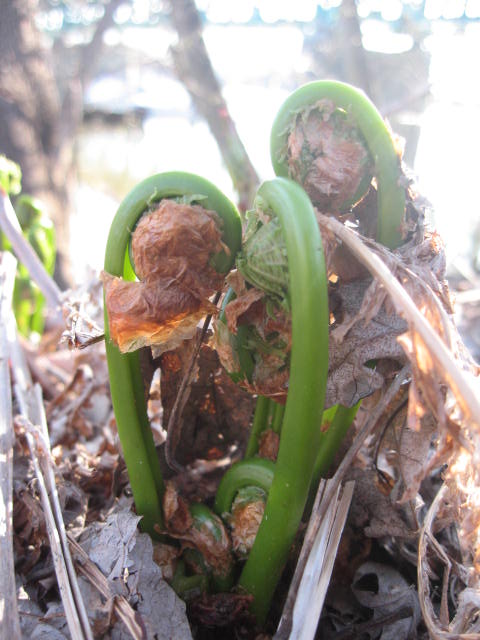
[0,189,62,308]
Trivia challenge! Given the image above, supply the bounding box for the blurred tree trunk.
[339,0,372,97]
[78,0,124,86]
[167,0,259,212]
[0,0,122,288]
[0,0,75,287]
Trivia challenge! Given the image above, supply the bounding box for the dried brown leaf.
[398,412,437,504]
[163,481,193,534]
[352,561,421,640]
[318,212,480,631]
[224,286,264,334]
[348,466,416,540]
[103,272,218,354]
[230,495,265,557]
[327,280,407,408]
[78,507,192,639]
[61,276,105,350]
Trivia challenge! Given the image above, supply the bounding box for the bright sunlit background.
[35,0,480,282]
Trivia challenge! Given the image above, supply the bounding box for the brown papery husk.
[103,199,226,354]
[161,482,233,580]
[131,200,225,296]
[102,272,218,354]
[230,498,265,557]
[287,99,373,212]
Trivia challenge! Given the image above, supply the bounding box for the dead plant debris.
[4,174,480,640]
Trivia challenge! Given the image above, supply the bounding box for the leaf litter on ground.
[3,175,480,639]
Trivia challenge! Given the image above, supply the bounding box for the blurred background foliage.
[1,0,480,289]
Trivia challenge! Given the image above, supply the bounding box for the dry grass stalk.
[9,323,93,639]
[418,483,480,639]
[275,480,355,640]
[0,252,21,638]
[15,410,93,640]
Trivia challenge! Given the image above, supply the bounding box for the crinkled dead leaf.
[103,272,218,354]
[319,209,480,636]
[131,200,224,289]
[348,466,417,541]
[163,481,194,534]
[397,321,480,571]
[79,507,193,639]
[327,280,407,408]
[224,285,264,335]
[377,394,437,505]
[46,360,111,446]
[80,508,140,582]
[56,480,88,536]
[122,533,193,640]
[352,561,421,640]
[215,271,292,402]
[355,382,438,505]
[13,484,48,574]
